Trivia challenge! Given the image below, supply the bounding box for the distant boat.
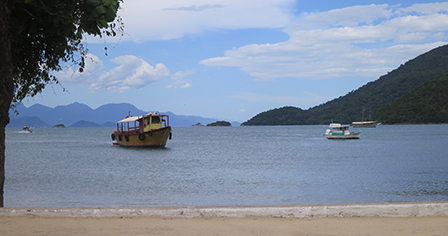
[111,112,172,147]
[21,126,33,133]
[352,109,379,127]
[351,121,379,128]
[324,123,361,139]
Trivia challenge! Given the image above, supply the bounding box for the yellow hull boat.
[111,112,172,147]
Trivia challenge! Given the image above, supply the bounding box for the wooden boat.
[111,112,172,147]
[351,121,379,128]
[324,123,361,139]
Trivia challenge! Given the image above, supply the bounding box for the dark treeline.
[373,77,448,124]
[207,121,232,126]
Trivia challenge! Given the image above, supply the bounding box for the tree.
[0,0,123,207]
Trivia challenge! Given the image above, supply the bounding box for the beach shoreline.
[1,202,448,235]
[2,201,448,218]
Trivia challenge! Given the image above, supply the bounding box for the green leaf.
[99,19,108,28]
[96,5,107,15]
[102,0,112,6]
[104,7,116,22]
[87,0,100,6]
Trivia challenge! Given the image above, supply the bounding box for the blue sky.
[23,0,448,122]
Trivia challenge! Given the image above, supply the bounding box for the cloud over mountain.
[200,3,448,80]
[56,54,172,92]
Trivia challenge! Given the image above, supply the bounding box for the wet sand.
[1,202,447,235]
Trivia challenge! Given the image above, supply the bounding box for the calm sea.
[4,124,448,208]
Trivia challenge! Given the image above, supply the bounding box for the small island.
[52,124,65,128]
[206,121,231,126]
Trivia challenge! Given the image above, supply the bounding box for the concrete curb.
[1,202,447,218]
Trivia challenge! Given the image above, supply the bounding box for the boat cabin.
[324,123,361,139]
[328,123,350,132]
[112,112,171,147]
[116,112,169,133]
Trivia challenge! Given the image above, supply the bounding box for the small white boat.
[324,123,361,139]
[21,126,33,133]
[351,121,379,128]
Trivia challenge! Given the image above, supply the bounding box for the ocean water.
[4,124,448,208]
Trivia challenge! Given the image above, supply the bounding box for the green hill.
[207,121,232,126]
[240,106,307,126]
[242,44,448,125]
[373,77,448,124]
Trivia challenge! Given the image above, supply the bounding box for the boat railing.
[116,114,170,133]
[117,120,142,133]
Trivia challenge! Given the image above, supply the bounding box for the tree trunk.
[0,0,15,208]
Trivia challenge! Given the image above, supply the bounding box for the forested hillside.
[373,77,448,124]
[241,107,307,126]
[242,44,448,125]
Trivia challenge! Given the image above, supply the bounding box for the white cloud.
[166,71,193,89]
[302,4,393,27]
[56,54,171,92]
[119,0,295,41]
[399,2,448,15]
[232,92,324,104]
[163,4,225,11]
[200,3,448,80]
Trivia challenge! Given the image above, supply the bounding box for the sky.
[22,0,448,122]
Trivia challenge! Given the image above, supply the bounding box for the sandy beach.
[1,215,448,236]
[1,202,447,235]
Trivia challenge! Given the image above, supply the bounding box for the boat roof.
[117,116,143,123]
[351,121,377,124]
[116,112,166,123]
[328,123,350,128]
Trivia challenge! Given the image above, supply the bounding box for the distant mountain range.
[242,44,448,125]
[8,103,241,128]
